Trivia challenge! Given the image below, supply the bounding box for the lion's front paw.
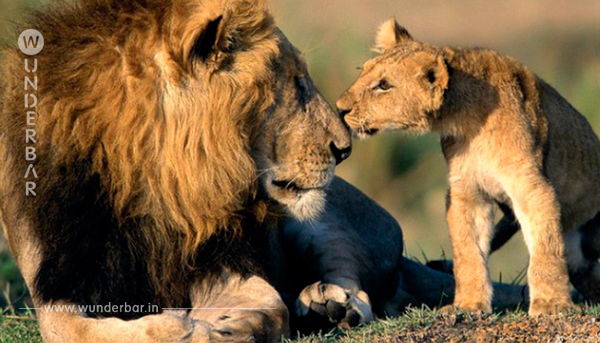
[140,311,216,343]
[295,282,374,330]
[529,298,577,316]
[141,311,197,343]
[209,310,285,343]
[210,316,254,343]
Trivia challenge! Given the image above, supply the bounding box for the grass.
[0,313,41,343]
[288,306,446,343]
[2,306,600,343]
[287,306,600,343]
[0,308,440,343]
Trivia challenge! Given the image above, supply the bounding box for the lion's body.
[0,1,408,342]
[337,19,600,315]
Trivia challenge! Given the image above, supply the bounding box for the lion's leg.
[272,178,403,330]
[500,171,573,315]
[447,184,495,312]
[3,220,214,343]
[281,220,378,331]
[37,304,212,343]
[188,274,289,343]
[28,258,211,343]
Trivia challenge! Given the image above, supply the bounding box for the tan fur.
[337,19,600,315]
[373,18,412,54]
[0,0,352,341]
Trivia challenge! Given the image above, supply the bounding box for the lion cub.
[337,19,600,315]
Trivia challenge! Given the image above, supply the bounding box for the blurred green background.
[1,0,600,312]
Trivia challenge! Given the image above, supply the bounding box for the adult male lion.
[0,0,408,342]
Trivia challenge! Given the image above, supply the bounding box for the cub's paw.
[295,282,373,331]
[440,300,491,314]
[438,304,457,314]
[529,298,578,316]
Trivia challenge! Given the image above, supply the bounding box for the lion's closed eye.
[295,76,311,108]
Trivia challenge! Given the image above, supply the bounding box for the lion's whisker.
[254,160,303,182]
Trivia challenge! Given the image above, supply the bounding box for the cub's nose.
[338,108,351,120]
[335,99,351,119]
[330,142,352,165]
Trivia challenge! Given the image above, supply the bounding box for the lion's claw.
[295,282,373,331]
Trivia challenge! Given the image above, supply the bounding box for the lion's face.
[158,0,350,222]
[253,34,352,220]
[336,19,449,139]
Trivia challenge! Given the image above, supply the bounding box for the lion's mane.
[0,0,278,313]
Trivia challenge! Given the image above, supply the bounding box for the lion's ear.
[187,1,270,67]
[191,15,225,62]
[373,18,412,54]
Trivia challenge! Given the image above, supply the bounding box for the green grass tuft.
[0,315,41,343]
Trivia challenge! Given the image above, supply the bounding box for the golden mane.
[19,0,277,263]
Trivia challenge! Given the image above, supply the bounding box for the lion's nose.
[330,142,352,165]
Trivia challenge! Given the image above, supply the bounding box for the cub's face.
[336,19,449,139]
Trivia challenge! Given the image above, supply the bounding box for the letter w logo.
[23,35,40,49]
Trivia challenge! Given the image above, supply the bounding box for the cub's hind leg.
[567,220,600,303]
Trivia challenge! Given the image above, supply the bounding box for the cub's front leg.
[447,182,495,312]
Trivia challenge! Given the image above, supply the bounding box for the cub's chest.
[445,144,511,205]
[477,171,511,205]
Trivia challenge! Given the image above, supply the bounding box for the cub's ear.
[422,55,450,111]
[373,18,413,53]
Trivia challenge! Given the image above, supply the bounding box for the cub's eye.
[374,79,392,92]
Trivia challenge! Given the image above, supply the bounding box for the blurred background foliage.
[1,0,599,312]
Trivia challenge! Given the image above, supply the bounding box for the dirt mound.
[395,311,600,343]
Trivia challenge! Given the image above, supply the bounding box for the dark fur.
[24,149,268,319]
